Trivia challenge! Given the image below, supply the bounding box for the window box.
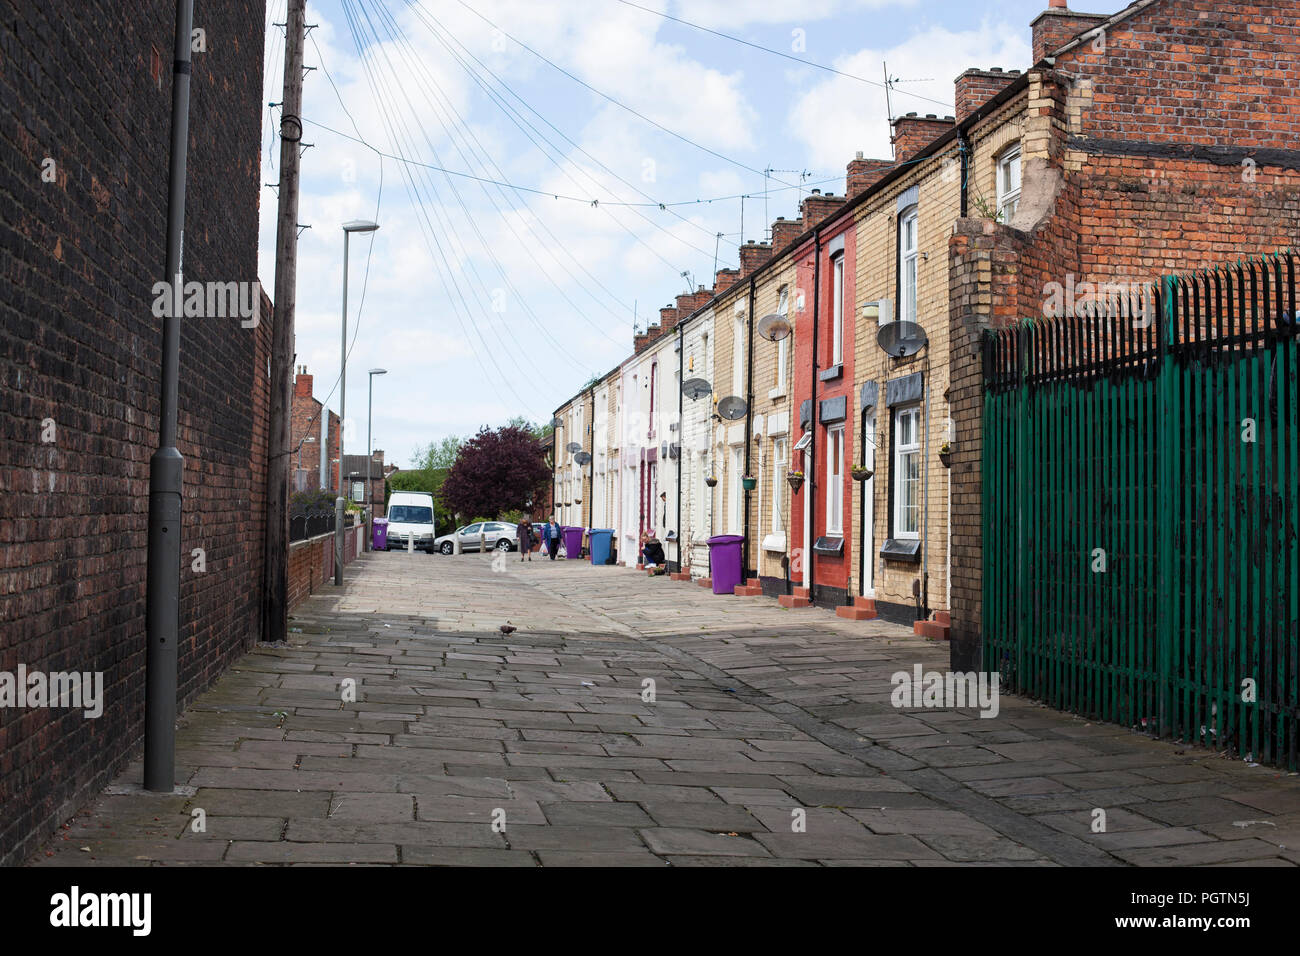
[813,536,844,556]
[880,538,921,562]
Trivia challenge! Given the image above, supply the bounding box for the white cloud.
[787,20,1031,169]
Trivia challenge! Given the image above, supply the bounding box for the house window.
[775,286,789,390]
[732,309,745,391]
[729,445,744,534]
[831,255,845,365]
[772,437,787,533]
[825,425,844,535]
[899,207,918,325]
[997,145,1021,221]
[893,406,921,538]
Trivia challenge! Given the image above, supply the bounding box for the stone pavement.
[30,550,1300,866]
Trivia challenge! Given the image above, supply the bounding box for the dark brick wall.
[0,0,267,865]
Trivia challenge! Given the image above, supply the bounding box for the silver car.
[434,521,518,555]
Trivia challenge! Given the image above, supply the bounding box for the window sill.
[768,388,786,401]
[880,538,921,563]
[813,535,844,555]
[818,364,843,382]
[761,533,786,552]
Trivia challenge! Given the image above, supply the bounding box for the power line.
[611,0,955,112]
[451,0,802,190]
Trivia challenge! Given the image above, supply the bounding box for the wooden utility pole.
[261,0,307,643]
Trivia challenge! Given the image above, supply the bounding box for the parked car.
[385,492,437,552]
[434,521,518,554]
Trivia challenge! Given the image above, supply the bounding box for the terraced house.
[551,0,1300,669]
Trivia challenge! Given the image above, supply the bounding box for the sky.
[256,0,1053,468]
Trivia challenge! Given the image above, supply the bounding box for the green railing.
[983,253,1299,768]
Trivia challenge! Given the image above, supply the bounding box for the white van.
[384,491,437,552]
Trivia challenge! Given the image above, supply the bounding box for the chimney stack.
[846,152,893,198]
[738,240,773,279]
[294,366,313,399]
[799,189,846,232]
[954,68,1022,123]
[1031,3,1109,63]
[770,216,801,253]
[714,267,740,296]
[890,113,956,162]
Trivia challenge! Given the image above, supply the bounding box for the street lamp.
[367,367,387,547]
[336,219,379,585]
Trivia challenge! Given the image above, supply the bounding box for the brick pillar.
[947,218,1026,671]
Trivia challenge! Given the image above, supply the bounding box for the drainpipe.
[587,387,595,536]
[676,321,684,572]
[958,131,970,218]
[743,278,756,581]
[806,228,822,598]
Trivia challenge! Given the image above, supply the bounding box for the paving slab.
[28,552,1300,868]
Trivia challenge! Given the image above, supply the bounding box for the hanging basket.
[850,467,874,482]
[705,476,718,487]
[938,448,952,468]
[741,476,757,491]
[786,473,804,492]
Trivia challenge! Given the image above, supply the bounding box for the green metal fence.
[983,253,1299,768]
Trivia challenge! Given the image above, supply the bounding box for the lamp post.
[367,368,387,548]
[336,219,379,585]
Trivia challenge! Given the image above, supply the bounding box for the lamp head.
[343,220,380,233]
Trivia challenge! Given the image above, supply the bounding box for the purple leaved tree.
[438,424,550,521]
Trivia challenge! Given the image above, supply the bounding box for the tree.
[438,424,550,521]
[414,435,462,471]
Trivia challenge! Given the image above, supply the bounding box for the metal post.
[334,229,350,585]
[144,0,194,793]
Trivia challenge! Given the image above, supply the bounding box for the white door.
[860,414,876,597]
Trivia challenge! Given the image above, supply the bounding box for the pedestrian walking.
[546,518,560,560]
[517,518,533,561]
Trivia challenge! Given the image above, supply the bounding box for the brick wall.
[0,1,267,865]
[945,0,1300,670]
[287,524,364,612]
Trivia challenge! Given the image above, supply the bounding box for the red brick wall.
[947,0,1300,669]
[287,524,364,613]
[0,0,267,865]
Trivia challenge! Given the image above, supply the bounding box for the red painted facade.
[788,215,857,605]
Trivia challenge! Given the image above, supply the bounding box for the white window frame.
[728,445,744,534]
[997,145,1021,221]
[892,405,921,539]
[775,286,789,391]
[771,437,787,534]
[732,306,745,390]
[831,255,845,365]
[825,425,844,535]
[899,207,918,326]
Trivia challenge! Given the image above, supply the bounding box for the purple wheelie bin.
[562,525,585,559]
[707,534,744,594]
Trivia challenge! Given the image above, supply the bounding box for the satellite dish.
[717,396,748,421]
[757,313,792,342]
[682,377,711,400]
[573,451,592,466]
[550,416,562,428]
[877,320,928,358]
[566,441,582,453]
